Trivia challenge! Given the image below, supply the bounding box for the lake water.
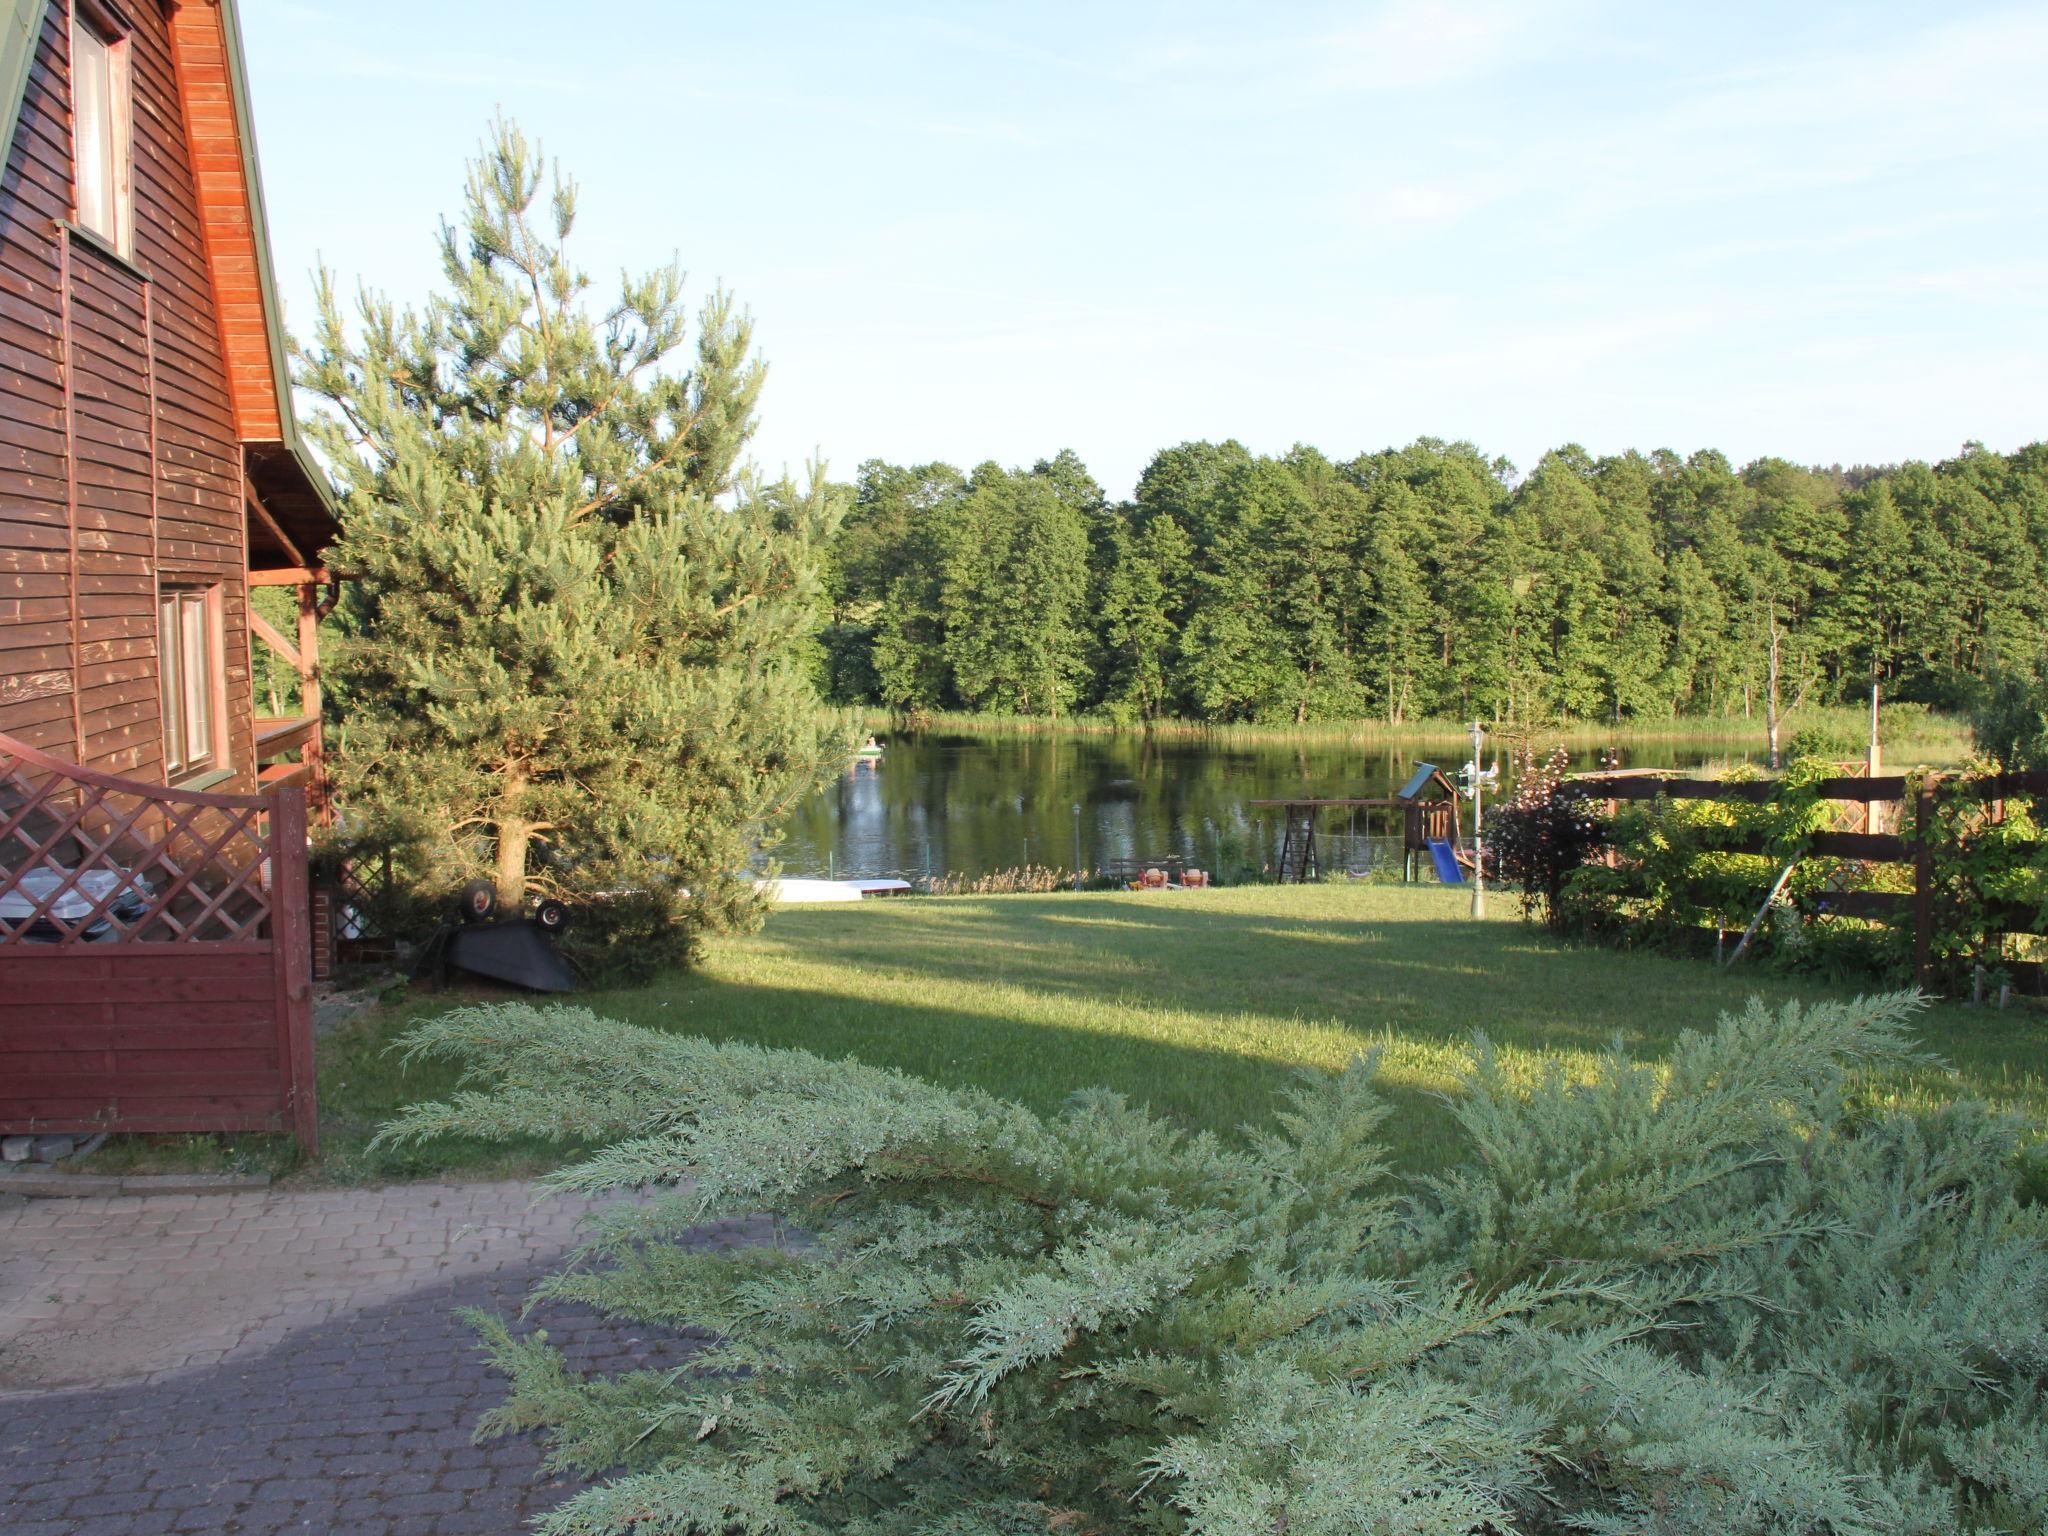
[774,732,1739,882]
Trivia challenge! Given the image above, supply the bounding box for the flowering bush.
[1486,748,1605,929]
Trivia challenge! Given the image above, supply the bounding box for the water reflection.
[773,733,1737,881]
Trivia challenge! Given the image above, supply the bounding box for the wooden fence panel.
[1568,771,2044,991]
[0,730,316,1148]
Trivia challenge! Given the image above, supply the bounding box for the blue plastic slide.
[1426,838,1465,885]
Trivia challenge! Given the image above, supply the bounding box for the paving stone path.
[0,1182,769,1535]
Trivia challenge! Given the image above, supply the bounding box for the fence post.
[269,786,319,1156]
[1912,786,1934,989]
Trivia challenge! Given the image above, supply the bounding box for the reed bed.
[846,705,1971,760]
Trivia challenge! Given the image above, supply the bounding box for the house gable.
[3,0,335,561]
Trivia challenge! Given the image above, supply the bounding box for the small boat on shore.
[759,877,912,904]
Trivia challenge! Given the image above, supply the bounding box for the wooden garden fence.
[1573,769,2048,992]
[0,730,318,1151]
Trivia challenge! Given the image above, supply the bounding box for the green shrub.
[1880,699,1934,744]
[378,992,2047,1536]
[553,887,702,985]
[1785,724,1860,764]
[1972,652,2048,771]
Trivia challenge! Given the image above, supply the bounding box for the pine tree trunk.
[495,762,533,912]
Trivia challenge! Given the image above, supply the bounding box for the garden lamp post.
[1470,720,1485,920]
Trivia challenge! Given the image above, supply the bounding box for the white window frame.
[159,583,226,783]
[69,6,134,256]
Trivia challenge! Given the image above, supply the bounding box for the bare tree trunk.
[1767,613,1784,770]
[1764,608,1816,772]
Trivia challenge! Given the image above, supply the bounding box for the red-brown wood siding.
[0,0,256,787]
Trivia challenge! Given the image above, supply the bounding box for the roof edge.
[213,0,338,530]
[1,1,46,170]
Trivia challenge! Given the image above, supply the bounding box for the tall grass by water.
[852,705,1972,762]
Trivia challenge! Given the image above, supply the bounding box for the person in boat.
[863,735,880,752]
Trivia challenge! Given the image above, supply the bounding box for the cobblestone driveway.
[0,1183,764,1535]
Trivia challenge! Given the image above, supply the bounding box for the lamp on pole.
[1469,719,1486,920]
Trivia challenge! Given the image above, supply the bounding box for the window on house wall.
[159,586,223,781]
[70,9,133,254]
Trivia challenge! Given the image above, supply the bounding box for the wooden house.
[0,0,333,1151]
[1,0,338,799]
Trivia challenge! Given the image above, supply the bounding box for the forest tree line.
[810,438,2048,726]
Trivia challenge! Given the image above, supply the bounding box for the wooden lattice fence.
[0,731,317,1150]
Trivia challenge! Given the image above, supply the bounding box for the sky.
[241,1,2048,499]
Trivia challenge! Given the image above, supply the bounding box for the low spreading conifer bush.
[379,992,2048,1535]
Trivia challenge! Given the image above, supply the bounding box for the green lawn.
[304,883,2046,1182]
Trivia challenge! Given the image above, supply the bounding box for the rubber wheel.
[459,879,497,922]
[534,898,571,933]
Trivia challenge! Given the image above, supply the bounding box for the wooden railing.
[247,563,333,815]
[0,731,317,1149]
[1574,770,2048,990]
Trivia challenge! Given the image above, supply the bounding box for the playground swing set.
[1251,743,1490,893]
[1245,780,1466,884]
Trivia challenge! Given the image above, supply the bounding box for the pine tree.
[1359,482,1432,724]
[1836,479,1911,691]
[1098,510,1192,721]
[1176,459,1310,721]
[298,118,846,973]
[939,466,1092,716]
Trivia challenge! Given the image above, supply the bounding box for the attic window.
[70,11,133,255]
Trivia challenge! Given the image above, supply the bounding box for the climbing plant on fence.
[1922,774,2048,991]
